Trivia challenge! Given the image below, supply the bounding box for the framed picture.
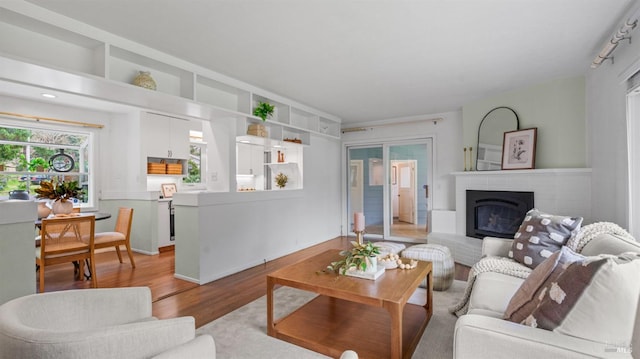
[161,183,178,198]
[501,128,537,170]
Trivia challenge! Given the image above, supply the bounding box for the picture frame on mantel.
[501,128,537,170]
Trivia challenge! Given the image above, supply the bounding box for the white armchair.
[0,287,215,359]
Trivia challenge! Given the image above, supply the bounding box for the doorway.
[391,160,417,224]
[347,140,432,241]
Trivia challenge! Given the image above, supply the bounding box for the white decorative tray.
[345,266,385,280]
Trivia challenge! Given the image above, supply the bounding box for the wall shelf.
[0,7,342,142]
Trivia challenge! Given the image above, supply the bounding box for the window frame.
[0,118,98,210]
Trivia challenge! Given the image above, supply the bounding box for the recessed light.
[41,93,57,99]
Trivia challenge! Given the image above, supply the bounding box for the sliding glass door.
[347,139,432,241]
[348,146,384,236]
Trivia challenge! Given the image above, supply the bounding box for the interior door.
[398,161,416,223]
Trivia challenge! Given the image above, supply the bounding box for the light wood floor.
[366,218,428,240]
[39,236,469,328]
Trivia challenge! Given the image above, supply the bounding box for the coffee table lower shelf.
[270,294,431,359]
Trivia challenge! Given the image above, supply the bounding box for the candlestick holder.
[354,230,365,245]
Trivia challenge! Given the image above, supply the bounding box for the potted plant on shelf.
[327,241,381,275]
[34,178,83,215]
[275,172,288,189]
[28,157,49,172]
[253,101,275,122]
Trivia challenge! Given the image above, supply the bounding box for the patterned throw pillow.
[521,252,640,345]
[509,209,583,269]
[503,246,584,323]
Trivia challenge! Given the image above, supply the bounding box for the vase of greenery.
[327,241,381,274]
[253,101,275,121]
[34,178,83,215]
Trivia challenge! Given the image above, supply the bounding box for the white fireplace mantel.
[454,168,592,235]
[428,168,592,266]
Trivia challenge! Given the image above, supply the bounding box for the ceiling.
[16,0,640,124]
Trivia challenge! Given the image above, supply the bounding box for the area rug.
[196,280,466,358]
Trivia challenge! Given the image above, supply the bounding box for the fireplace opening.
[466,190,534,239]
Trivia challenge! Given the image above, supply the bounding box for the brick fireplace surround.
[429,168,592,266]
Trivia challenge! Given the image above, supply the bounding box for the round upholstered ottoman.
[401,244,454,291]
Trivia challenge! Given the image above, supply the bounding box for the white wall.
[341,110,463,212]
[586,25,640,228]
[462,76,587,169]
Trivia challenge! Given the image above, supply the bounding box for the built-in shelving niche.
[0,8,342,142]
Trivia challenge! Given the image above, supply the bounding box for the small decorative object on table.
[275,172,288,188]
[397,258,418,270]
[34,178,83,215]
[353,212,365,245]
[253,101,275,121]
[132,71,157,90]
[326,241,384,280]
[379,253,400,269]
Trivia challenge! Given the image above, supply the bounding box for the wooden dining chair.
[37,215,97,293]
[94,207,135,268]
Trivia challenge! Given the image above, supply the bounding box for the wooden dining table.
[35,212,111,227]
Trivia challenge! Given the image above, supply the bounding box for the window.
[0,124,94,207]
[183,130,205,186]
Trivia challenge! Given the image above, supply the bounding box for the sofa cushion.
[468,272,524,317]
[579,232,640,256]
[522,252,640,345]
[503,246,584,324]
[508,209,582,269]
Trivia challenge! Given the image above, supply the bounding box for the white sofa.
[0,287,215,359]
[454,233,640,359]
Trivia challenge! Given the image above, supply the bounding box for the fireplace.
[466,190,534,239]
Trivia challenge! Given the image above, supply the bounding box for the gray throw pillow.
[508,209,583,269]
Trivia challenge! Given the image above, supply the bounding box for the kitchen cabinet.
[141,112,190,159]
[236,143,264,176]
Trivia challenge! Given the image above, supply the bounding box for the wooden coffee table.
[267,249,433,359]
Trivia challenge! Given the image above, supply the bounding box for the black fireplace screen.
[466,190,534,239]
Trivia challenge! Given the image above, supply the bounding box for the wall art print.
[501,128,537,170]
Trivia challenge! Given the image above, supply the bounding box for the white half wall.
[173,134,342,284]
